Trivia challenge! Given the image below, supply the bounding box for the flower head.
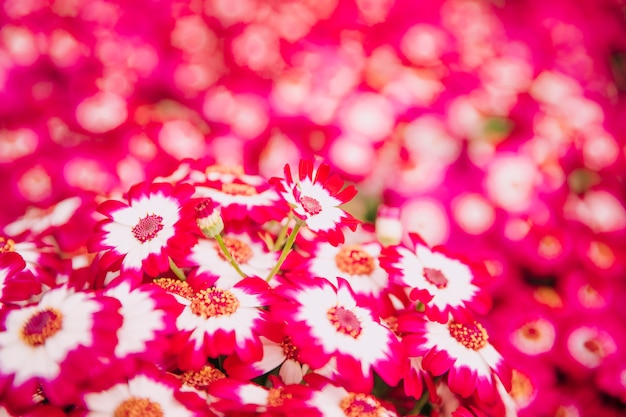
[88,181,196,277]
[271,159,360,246]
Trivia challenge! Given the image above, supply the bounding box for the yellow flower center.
[280,335,299,360]
[180,364,226,391]
[335,245,375,276]
[267,387,292,407]
[339,393,387,417]
[190,288,240,318]
[217,237,253,264]
[221,183,257,196]
[0,237,15,253]
[153,278,194,300]
[448,321,489,351]
[113,398,163,417]
[206,164,245,177]
[21,308,63,346]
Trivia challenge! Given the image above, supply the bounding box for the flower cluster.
[1,0,626,416]
[0,159,513,416]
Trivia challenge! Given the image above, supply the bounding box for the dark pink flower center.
[424,267,448,289]
[21,308,63,346]
[132,214,164,242]
[327,306,362,338]
[448,321,489,351]
[300,195,322,215]
[280,335,299,360]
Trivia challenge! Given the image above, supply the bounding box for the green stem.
[265,221,302,283]
[272,212,293,251]
[409,391,430,416]
[215,234,247,279]
[169,257,186,281]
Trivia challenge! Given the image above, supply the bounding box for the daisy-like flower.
[185,228,278,288]
[272,276,405,392]
[103,275,184,373]
[194,167,290,224]
[79,366,204,417]
[0,286,122,411]
[398,312,512,404]
[305,374,399,417]
[175,277,270,370]
[208,376,317,417]
[300,240,395,317]
[223,321,310,384]
[381,233,491,323]
[88,181,196,277]
[270,159,360,246]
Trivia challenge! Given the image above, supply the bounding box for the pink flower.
[88,181,196,277]
[271,160,360,246]
[174,277,270,370]
[272,276,405,392]
[399,312,512,404]
[381,233,491,323]
[0,286,122,411]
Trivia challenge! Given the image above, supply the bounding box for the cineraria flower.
[272,277,405,392]
[185,228,278,288]
[270,159,360,246]
[88,181,196,277]
[305,374,399,417]
[208,376,317,417]
[175,277,270,370]
[399,312,512,403]
[300,240,395,316]
[223,321,310,384]
[0,286,122,410]
[103,276,184,372]
[194,169,289,224]
[79,366,204,417]
[381,233,491,323]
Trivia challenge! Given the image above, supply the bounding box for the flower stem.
[215,234,247,279]
[265,220,302,283]
[169,257,186,281]
[409,391,430,415]
[272,212,293,251]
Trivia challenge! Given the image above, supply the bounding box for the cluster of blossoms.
[1,0,626,416]
[1,159,512,416]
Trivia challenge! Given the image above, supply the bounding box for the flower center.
[0,237,15,253]
[221,183,257,196]
[113,397,163,417]
[206,164,245,177]
[216,237,253,264]
[509,370,535,408]
[21,308,63,346]
[153,278,194,300]
[335,245,375,276]
[538,235,562,259]
[340,393,386,417]
[190,288,240,318]
[299,195,322,215]
[280,336,299,360]
[423,267,448,289]
[132,214,164,243]
[267,387,292,407]
[180,364,226,392]
[448,321,489,351]
[327,306,362,338]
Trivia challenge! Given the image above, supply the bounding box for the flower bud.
[375,204,403,246]
[195,198,224,238]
